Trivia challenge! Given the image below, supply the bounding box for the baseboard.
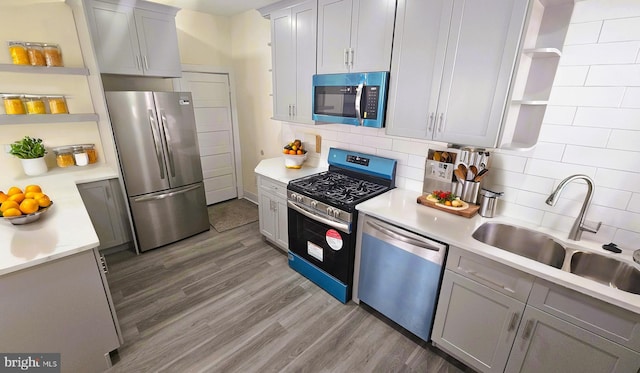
[243,190,258,205]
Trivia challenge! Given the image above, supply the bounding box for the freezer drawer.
[129,182,209,252]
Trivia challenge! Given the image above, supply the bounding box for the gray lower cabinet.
[506,305,640,373]
[78,178,131,251]
[433,270,525,373]
[432,247,640,373]
[0,248,121,372]
[257,175,288,251]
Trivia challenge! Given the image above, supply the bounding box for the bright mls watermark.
[0,354,60,373]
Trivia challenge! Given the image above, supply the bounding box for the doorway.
[174,70,242,205]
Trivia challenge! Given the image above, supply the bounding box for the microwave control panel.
[363,86,379,119]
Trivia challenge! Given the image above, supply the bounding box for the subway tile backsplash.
[282,0,640,253]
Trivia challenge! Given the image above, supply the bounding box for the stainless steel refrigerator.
[105,91,209,252]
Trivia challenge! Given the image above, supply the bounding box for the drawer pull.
[464,269,514,293]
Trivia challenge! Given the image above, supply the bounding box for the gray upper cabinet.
[316,0,396,74]
[386,0,528,148]
[87,0,181,77]
[270,0,317,123]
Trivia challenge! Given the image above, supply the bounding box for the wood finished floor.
[104,221,473,373]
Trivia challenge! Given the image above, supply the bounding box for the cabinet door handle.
[344,48,349,67]
[288,105,292,116]
[522,319,534,341]
[438,112,445,132]
[143,55,149,71]
[428,112,435,131]
[507,312,520,332]
[349,48,354,67]
[292,105,296,117]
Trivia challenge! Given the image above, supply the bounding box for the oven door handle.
[288,200,351,234]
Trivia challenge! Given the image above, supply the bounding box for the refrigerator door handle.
[148,110,166,179]
[133,184,201,202]
[159,111,176,177]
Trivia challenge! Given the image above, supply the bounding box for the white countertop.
[254,157,327,183]
[356,188,640,315]
[1,165,120,276]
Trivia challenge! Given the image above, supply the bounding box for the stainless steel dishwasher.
[355,214,448,341]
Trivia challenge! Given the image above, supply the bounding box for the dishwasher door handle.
[365,220,445,252]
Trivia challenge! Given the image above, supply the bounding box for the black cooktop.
[288,171,389,211]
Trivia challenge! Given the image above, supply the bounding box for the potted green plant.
[9,136,48,176]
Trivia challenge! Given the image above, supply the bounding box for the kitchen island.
[0,166,123,372]
[355,188,640,373]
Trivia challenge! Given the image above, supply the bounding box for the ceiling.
[149,0,281,16]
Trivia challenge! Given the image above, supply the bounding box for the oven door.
[287,202,356,302]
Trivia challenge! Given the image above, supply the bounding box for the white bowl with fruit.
[282,139,308,169]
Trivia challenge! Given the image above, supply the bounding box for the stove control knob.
[311,201,318,209]
[297,195,303,203]
[290,193,297,200]
[333,210,340,218]
[327,207,333,216]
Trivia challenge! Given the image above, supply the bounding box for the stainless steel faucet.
[546,174,601,241]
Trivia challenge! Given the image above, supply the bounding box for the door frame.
[173,64,244,200]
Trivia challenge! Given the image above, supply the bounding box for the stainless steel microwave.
[312,71,389,128]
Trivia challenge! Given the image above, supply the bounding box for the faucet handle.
[581,220,602,234]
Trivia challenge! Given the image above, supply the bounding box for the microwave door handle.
[355,83,364,126]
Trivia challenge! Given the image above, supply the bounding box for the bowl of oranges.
[0,185,53,225]
[283,139,307,169]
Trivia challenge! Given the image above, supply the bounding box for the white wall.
[280,0,640,253]
[230,10,281,199]
[175,8,232,67]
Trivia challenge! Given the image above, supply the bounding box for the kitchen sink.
[570,252,640,295]
[472,222,640,295]
[472,222,566,269]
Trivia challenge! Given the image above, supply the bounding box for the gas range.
[288,171,390,227]
[287,148,397,230]
[286,148,397,303]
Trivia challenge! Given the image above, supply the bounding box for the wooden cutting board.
[416,195,480,218]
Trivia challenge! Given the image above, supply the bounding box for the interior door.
[175,73,238,205]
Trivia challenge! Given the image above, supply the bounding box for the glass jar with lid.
[24,95,47,114]
[53,146,75,168]
[43,44,63,67]
[47,95,68,114]
[25,42,46,66]
[8,41,29,65]
[73,146,89,166]
[82,144,98,164]
[2,94,26,115]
